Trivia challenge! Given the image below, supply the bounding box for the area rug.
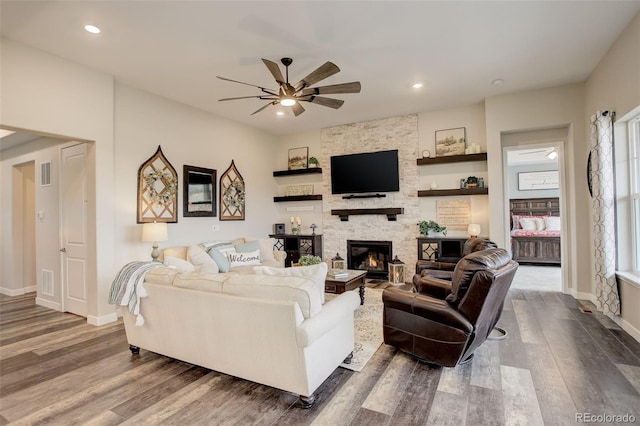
[327,287,384,372]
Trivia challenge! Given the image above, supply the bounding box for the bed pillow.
[545,216,561,231]
[534,218,546,230]
[519,217,537,231]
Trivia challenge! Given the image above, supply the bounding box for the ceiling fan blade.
[299,81,361,96]
[250,101,278,115]
[292,102,305,117]
[261,59,285,85]
[293,61,340,91]
[219,95,276,101]
[217,76,277,95]
[308,96,344,109]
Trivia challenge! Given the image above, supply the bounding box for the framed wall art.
[137,145,178,223]
[518,170,559,190]
[288,147,309,170]
[183,165,216,217]
[220,160,245,221]
[435,127,466,157]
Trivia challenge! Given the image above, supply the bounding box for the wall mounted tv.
[330,150,400,195]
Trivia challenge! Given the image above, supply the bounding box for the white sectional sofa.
[119,242,360,407]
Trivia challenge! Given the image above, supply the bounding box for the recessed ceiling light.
[276,111,284,116]
[84,24,101,34]
[412,83,423,89]
[492,78,504,86]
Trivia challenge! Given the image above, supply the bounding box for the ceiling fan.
[217,57,361,117]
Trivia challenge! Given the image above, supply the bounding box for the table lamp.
[142,222,168,262]
[467,223,481,239]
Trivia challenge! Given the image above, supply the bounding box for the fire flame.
[368,254,378,268]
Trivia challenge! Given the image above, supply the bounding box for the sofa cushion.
[187,244,219,272]
[224,274,321,319]
[228,249,262,268]
[144,267,178,285]
[164,256,196,273]
[253,263,327,304]
[172,271,231,292]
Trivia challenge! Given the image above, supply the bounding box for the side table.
[324,270,367,305]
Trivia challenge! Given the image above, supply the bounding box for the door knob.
[60,248,67,253]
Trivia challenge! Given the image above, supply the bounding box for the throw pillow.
[209,248,234,273]
[545,216,561,231]
[187,244,218,271]
[244,237,276,262]
[163,256,196,273]
[234,240,261,254]
[253,263,328,304]
[163,246,188,261]
[228,249,262,268]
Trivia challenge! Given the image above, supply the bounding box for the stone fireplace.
[347,240,392,279]
[320,114,420,282]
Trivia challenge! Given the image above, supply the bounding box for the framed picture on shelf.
[435,127,466,157]
[288,147,309,170]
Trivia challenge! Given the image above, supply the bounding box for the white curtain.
[590,111,620,316]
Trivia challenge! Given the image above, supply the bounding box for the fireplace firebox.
[347,240,392,279]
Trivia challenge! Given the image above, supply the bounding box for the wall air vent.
[42,269,54,296]
[40,161,51,186]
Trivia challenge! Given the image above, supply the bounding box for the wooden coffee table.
[324,270,367,305]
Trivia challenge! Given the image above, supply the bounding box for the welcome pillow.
[228,249,262,268]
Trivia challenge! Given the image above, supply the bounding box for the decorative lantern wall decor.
[331,253,346,270]
[219,160,245,221]
[388,255,405,285]
[137,145,178,223]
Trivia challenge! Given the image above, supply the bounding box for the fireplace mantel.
[331,208,404,221]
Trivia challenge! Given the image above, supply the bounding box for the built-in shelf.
[416,152,487,165]
[417,188,489,197]
[273,195,323,202]
[331,208,404,221]
[273,168,322,177]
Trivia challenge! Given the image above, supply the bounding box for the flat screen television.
[330,150,400,194]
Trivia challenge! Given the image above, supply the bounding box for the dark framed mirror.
[183,165,216,217]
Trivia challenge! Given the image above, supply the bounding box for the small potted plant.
[308,157,319,168]
[418,220,447,237]
[298,255,323,266]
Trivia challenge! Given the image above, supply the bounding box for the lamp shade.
[467,223,481,238]
[142,222,168,242]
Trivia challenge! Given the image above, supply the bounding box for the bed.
[509,197,561,265]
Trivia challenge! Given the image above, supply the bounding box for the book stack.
[327,269,349,279]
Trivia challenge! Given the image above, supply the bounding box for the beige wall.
[585,12,640,340]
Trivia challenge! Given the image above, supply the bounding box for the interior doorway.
[502,132,567,293]
[11,161,36,294]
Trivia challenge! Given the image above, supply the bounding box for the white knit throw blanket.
[108,261,164,326]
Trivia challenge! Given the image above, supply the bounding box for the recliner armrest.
[415,260,457,274]
[414,274,453,298]
[382,287,473,333]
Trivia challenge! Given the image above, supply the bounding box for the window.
[630,115,640,273]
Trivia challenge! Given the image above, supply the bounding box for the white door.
[61,143,88,316]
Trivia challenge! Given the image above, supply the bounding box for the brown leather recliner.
[383,248,518,367]
[413,238,498,297]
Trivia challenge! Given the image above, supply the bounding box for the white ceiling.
[1,1,639,136]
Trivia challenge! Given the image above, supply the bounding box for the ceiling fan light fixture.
[280,98,296,107]
[84,24,101,34]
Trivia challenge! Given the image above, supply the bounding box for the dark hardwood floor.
[1,288,639,425]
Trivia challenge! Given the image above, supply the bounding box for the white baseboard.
[0,286,37,296]
[618,317,640,343]
[88,312,118,326]
[36,297,62,311]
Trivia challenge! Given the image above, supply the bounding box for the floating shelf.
[418,188,489,197]
[273,168,322,177]
[273,195,323,202]
[331,208,404,221]
[417,153,487,165]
